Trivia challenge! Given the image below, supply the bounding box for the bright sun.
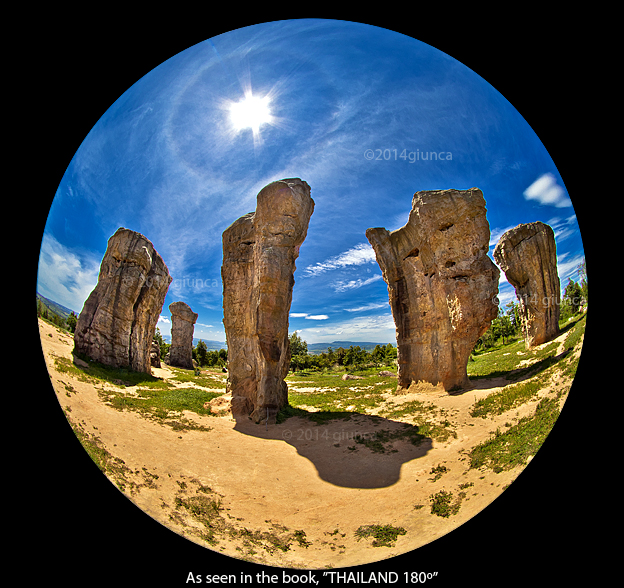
[229,93,272,133]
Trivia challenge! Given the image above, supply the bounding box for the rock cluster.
[73,227,171,374]
[366,188,499,391]
[222,178,314,423]
[168,301,198,369]
[493,221,560,348]
[150,340,161,368]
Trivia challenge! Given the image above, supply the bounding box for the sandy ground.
[39,318,573,569]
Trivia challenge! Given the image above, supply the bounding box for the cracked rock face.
[366,188,499,391]
[168,301,198,370]
[73,227,172,374]
[493,221,560,348]
[222,178,314,423]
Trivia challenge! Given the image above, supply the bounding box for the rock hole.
[439,222,454,232]
[404,247,419,260]
[445,260,456,268]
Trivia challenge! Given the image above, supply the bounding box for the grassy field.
[56,310,586,472]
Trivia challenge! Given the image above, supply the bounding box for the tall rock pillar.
[493,221,560,348]
[168,301,198,369]
[73,227,172,374]
[222,178,314,423]
[366,188,499,392]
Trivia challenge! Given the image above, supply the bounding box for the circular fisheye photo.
[37,19,586,573]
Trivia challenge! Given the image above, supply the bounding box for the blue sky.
[37,19,584,345]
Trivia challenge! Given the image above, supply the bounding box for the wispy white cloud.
[304,243,376,277]
[557,252,585,284]
[37,233,100,313]
[547,214,578,244]
[332,274,382,292]
[344,301,388,313]
[158,316,171,324]
[489,225,516,249]
[523,173,571,208]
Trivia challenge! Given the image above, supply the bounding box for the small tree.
[195,340,208,366]
[561,278,582,320]
[578,258,588,305]
[289,331,308,356]
[66,311,78,334]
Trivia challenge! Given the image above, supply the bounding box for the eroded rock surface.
[493,221,560,348]
[222,178,314,423]
[73,227,172,374]
[168,301,198,369]
[150,340,161,368]
[366,188,499,391]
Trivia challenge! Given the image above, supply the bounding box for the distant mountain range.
[36,292,78,319]
[161,335,227,351]
[307,341,394,354]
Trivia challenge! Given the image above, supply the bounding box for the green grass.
[55,353,224,429]
[354,524,407,547]
[280,367,457,444]
[468,397,561,473]
[470,312,585,418]
[471,378,545,418]
[169,367,227,389]
[468,312,586,380]
[65,410,156,492]
[55,354,174,389]
[103,386,223,420]
[429,490,466,517]
[280,371,393,423]
[354,423,429,453]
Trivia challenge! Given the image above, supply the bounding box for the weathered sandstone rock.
[73,227,172,374]
[222,178,314,423]
[366,188,499,392]
[493,221,560,348]
[150,340,161,368]
[168,301,198,369]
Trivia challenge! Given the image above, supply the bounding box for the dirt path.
[38,318,570,569]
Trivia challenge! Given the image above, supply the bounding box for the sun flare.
[229,93,272,133]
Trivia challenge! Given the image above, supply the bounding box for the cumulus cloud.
[296,313,396,343]
[289,312,329,320]
[523,173,571,208]
[37,233,100,313]
[158,316,171,324]
[304,243,376,277]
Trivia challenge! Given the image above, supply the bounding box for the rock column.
[73,227,172,374]
[493,221,560,348]
[366,188,499,392]
[222,178,314,423]
[168,301,198,369]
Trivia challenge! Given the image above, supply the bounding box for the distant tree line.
[193,340,228,368]
[37,298,77,333]
[288,331,397,373]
